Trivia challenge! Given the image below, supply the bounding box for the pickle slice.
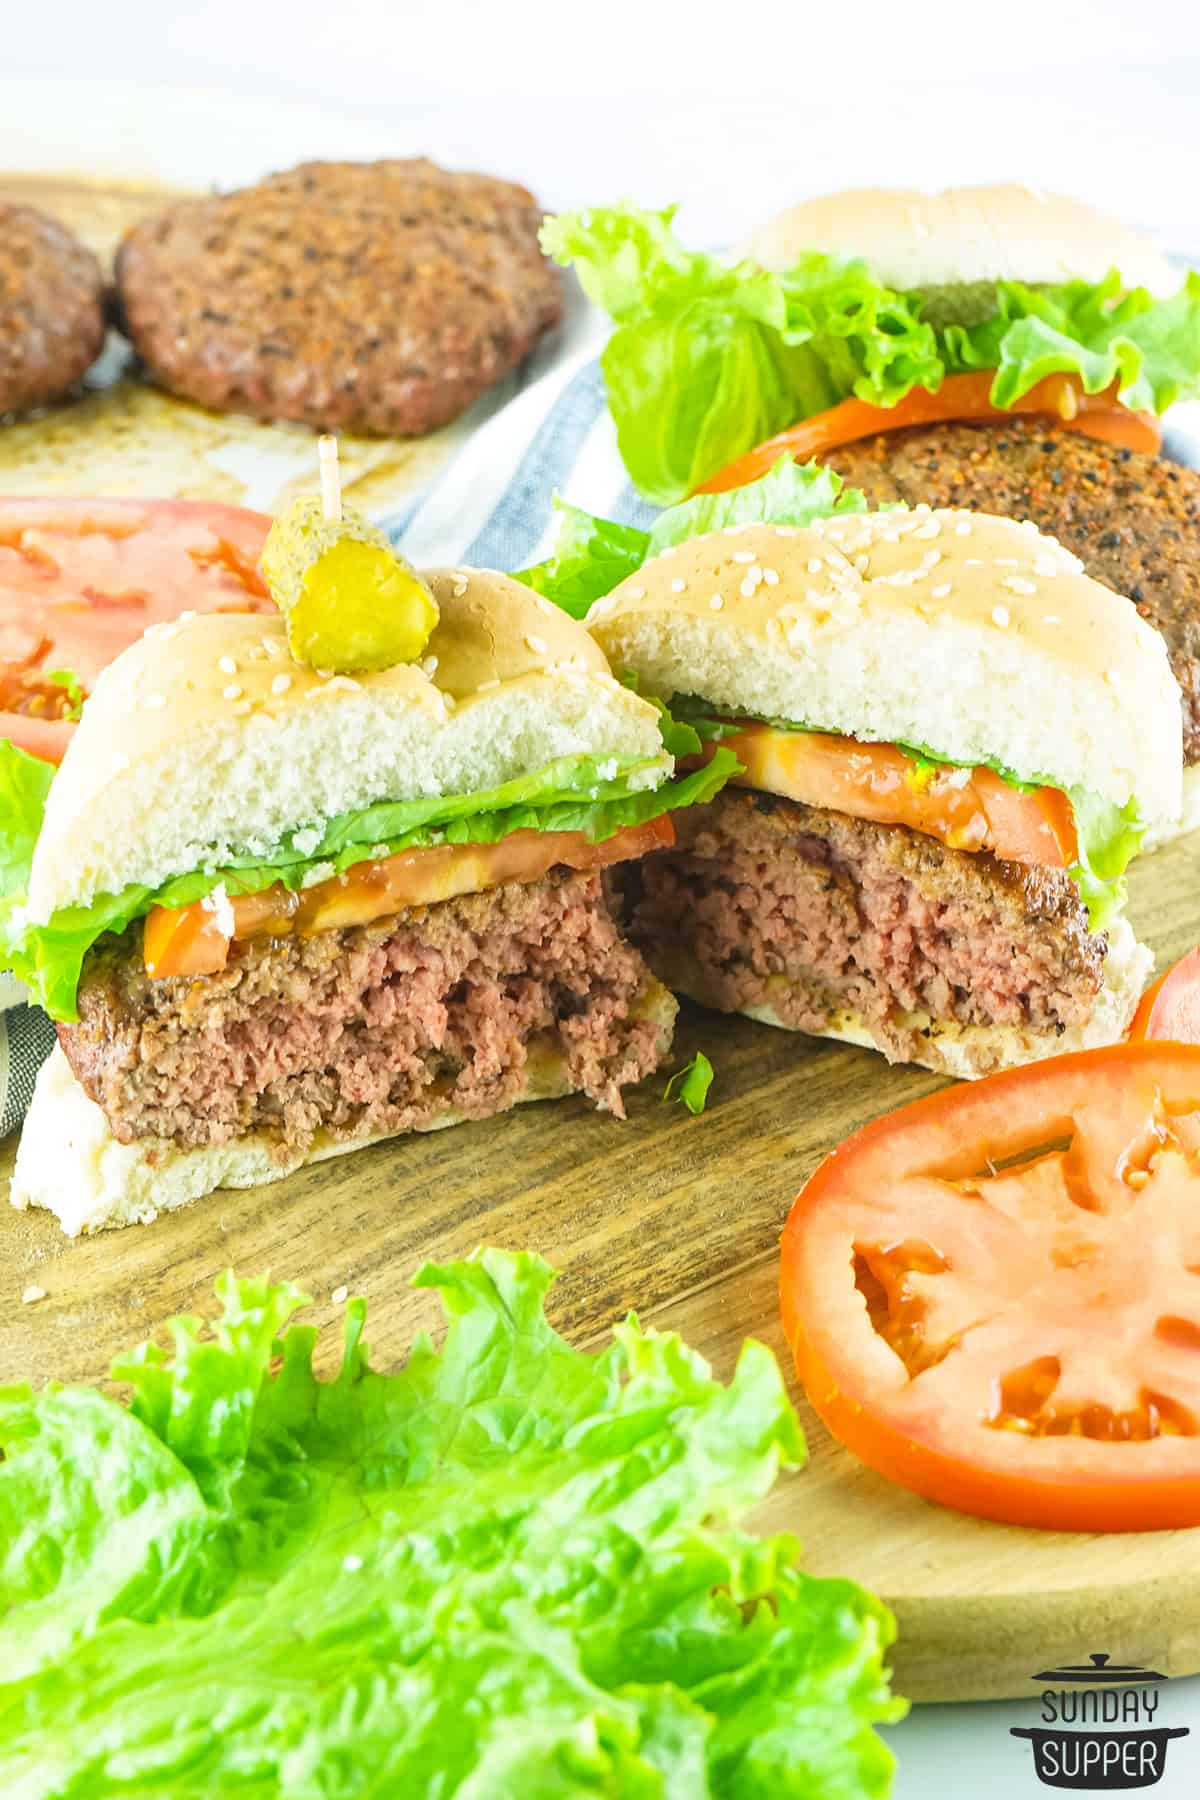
[261,496,438,672]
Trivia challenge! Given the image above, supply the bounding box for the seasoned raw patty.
[608,789,1106,1064]
[59,869,670,1153]
[0,204,106,415]
[824,420,1200,761]
[115,158,563,436]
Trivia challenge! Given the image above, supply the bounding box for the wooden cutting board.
[1,841,1199,1705]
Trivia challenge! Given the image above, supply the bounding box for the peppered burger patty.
[114,158,562,437]
[58,869,669,1153]
[0,204,106,415]
[607,789,1106,1065]
[824,419,1200,761]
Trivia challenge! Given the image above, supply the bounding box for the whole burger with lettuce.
[545,185,1200,834]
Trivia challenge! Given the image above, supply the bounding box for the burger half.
[586,507,1182,1077]
[8,569,733,1234]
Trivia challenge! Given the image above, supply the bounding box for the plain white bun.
[28,567,667,924]
[14,987,678,1234]
[743,184,1178,296]
[588,509,1182,833]
[1143,763,1200,850]
[653,917,1149,1081]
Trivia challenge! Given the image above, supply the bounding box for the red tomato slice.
[696,372,1162,495]
[1129,948,1200,1045]
[704,724,1078,868]
[780,1043,1200,1532]
[0,498,273,763]
[144,815,676,979]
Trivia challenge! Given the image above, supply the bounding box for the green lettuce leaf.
[544,205,1200,501]
[664,1052,715,1115]
[542,206,938,503]
[945,271,1200,415]
[515,457,870,619]
[0,740,53,916]
[1065,786,1145,933]
[0,1252,904,1796]
[9,749,740,1022]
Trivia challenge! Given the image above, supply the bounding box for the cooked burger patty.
[824,420,1200,761]
[608,789,1105,1063]
[59,869,666,1152]
[115,158,563,436]
[0,204,106,415]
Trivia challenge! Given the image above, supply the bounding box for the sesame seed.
[913,520,940,540]
[525,634,549,654]
[807,558,822,574]
[931,583,952,599]
[262,636,284,658]
[921,550,942,568]
[1002,575,1037,596]
[773,525,799,537]
[316,668,334,679]
[732,550,756,564]
[881,529,900,544]
[854,553,869,573]
[443,694,457,713]
[626,585,646,600]
[271,673,292,695]
[1043,615,1062,625]
[954,520,972,536]
[991,605,1010,627]
[762,567,780,586]
[995,557,1018,568]
[670,577,686,593]
[965,558,984,567]
[1106,668,1121,686]
[144,693,166,709]
[709,593,724,610]
[452,577,469,598]
[21,1284,46,1304]
[218,655,237,675]
[326,675,361,692]
[913,501,932,514]
[223,683,243,701]
[331,1285,349,1305]
[476,677,501,691]
[739,575,759,598]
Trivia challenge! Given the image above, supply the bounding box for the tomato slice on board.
[1129,949,1200,1045]
[696,372,1162,495]
[143,815,677,980]
[0,498,273,764]
[779,1043,1200,1532]
[701,724,1078,868]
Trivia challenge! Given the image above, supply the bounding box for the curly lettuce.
[0,1252,904,1796]
[543,204,1200,501]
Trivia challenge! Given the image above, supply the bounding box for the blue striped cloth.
[5,344,1200,1137]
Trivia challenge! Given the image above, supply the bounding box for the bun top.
[587,507,1182,830]
[28,567,666,922]
[743,184,1177,296]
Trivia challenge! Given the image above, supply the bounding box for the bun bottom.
[660,916,1150,1081]
[13,990,678,1236]
[1142,763,1200,850]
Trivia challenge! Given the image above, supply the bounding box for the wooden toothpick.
[318,435,343,522]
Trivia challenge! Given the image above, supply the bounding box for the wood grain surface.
[1,840,1199,1704]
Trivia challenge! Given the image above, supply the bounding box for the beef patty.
[824,420,1200,761]
[59,869,668,1153]
[608,789,1106,1064]
[115,158,563,437]
[0,204,106,415]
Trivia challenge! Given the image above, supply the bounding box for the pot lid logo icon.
[1012,1652,1189,1790]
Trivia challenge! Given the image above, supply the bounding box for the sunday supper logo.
[1011,1654,1189,1790]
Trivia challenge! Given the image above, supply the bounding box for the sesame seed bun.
[742,184,1177,296]
[586,508,1182,834]
[27,567,667,924]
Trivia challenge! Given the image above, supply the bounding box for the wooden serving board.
[2,841,1200,1704]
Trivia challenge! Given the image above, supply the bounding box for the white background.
[5,1,1200,1792]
